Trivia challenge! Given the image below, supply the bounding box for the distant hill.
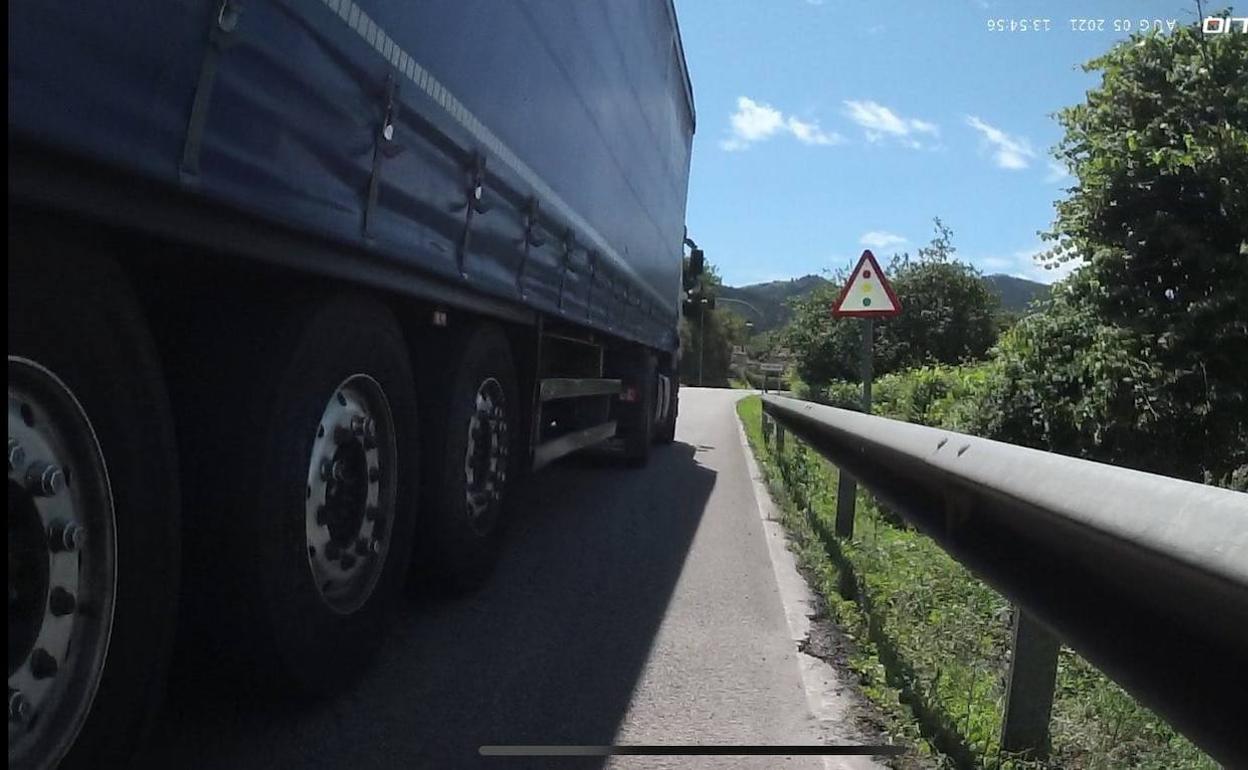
[717,275,830,332]
[718,273,1048,332]
[982,274,1049,312]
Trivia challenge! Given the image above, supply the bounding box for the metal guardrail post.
[1001,608,1061,758]
[761,411,771,447]
[834,327,873,540]
[834,473,856,538]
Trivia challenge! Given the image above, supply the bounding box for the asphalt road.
[136,387,884,770]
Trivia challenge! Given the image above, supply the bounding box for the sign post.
[830,250,900,537]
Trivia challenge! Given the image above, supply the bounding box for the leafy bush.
[802,363,1000,435]
[965,263,1246,482]
[792,373,865,411]
[873,364,995,428]
[1216,464,1248,492]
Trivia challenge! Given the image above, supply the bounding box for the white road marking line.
[734,400,889,770]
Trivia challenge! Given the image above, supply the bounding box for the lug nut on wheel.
[27,461,64,496]
[8,438,25,471]
[49,520,86,552]
[8,689,30,724]
[318,457,348,482]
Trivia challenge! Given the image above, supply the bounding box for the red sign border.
[831,249,902,318]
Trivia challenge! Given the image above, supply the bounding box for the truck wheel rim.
[8,357,118,770]
[304,374,397,615]
[463,378,508,535]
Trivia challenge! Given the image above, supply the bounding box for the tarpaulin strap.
[528,315,546,462]
[364,73,398,240]
[557,229,576,312]
[586,250,598,322]
[180,0,243,183]
[454,151,489,277]
[517,197,545,298]
[604,267,615,330]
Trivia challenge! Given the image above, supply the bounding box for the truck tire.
[417,324,518,594]
[181,295,419,694]
[8,235,180,770]
[620,352,656,467]
[655,378,678,445]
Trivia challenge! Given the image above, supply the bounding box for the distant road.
[136,388,883,770]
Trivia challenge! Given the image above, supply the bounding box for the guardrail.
[759,394,1248,766]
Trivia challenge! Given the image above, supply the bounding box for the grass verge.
[736,395,1216,770]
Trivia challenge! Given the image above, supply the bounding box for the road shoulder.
[735,412,896,770]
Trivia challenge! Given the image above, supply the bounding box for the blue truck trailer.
[7,1,697,765]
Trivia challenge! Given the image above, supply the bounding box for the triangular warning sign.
[832,250,901,317]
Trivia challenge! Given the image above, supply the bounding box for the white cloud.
[720,97,784,150]
[720,96,844,151]
[786,116,843,146]
[1045,159,1071,183]
[860,231,908,249]
[979,245,1081,284]
[965,116,1035,170]
[843,100,939,148]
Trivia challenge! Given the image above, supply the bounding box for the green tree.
[877,219,1002,372]
[785,278,861,384]
[971,274,1188,474]
[982,17,1248,482]
[746,328,783,360]
[785,219,1001,384]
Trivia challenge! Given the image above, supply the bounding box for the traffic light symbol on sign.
[832,250,901,317]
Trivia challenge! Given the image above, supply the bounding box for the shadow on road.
[137,440,717,769]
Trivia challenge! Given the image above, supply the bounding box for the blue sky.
[675,0,1202,286]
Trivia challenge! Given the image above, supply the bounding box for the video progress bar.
[480,745,907,757]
